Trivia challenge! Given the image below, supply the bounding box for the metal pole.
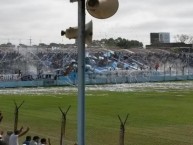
[77,0,85,145]
[188,46,191,78]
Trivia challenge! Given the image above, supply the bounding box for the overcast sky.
[0,0,193,46]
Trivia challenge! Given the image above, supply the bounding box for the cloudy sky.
[0,0,193,46]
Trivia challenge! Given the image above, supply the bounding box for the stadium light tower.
[65,0,119,145]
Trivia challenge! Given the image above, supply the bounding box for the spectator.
[0,112,3,143]
[3,131,13,145]
[0,111,3,123]
[0,131,3,141]
[40,138,51,145]
[0,140,7,145]
[0,135,3,141]
[29,136,39,145]
[47,138,51,145]
[23,136,31,145]
[9,127,30,145]
[40,138,46,145]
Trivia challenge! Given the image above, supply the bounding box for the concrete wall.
[0,74,193,88]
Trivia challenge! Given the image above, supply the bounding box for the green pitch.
[1,89,193,145]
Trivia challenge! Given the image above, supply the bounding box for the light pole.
[65,1,119,145]
[68,1,86,144]
[77,0,86,145]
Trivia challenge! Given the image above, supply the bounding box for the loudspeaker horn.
[86,0,119,19]
[61,20,93,46]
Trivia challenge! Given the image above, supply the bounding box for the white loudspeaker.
[86,0,119,19]
[61,20,93,46]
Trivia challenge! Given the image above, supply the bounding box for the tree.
[39,43,48,48]
[174,34,193,44]
[99,37,143,49]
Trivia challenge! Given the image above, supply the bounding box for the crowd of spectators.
[0,47,193,75]
[0,112,50,145]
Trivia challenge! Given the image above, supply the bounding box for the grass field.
[1,83,193,145]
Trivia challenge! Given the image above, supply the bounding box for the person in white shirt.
[9,127,30,145]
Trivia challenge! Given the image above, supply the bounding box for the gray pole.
[188,46,191,78]
[77,0,85,145]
